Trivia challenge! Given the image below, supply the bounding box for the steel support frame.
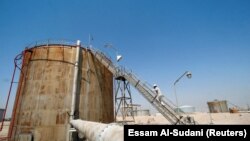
[114,76,134,123]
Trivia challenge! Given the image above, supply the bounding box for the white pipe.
[67,40,81,141]
[70,119,124,141]
[70,40,81,121]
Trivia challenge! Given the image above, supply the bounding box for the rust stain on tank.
[56,112,67,124]
[9,44,114,141]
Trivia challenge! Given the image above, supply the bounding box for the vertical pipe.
[67,40,81,141]
[8,51,29,139]
[174,84,179,114]
[71,40,81,121]
[0,66,16,131]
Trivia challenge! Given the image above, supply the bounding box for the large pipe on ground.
[70,119,123,141]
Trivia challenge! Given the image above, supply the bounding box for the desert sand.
[0,121,9,138]
[117,112,250,125]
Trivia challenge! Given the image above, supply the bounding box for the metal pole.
[0,66,17,131]
[174,71,188,86]
[104,43,119,61]
[173,71,192,114]
[121,82,124,121]
[174,84,179,114]
[70,41,81,121]
[67,40,81,141]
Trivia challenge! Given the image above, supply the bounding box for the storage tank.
[8,41,114,141]
[178,105,195,113]
[0,109,4,121]
[207,100,229,113]
[133,109,150,116]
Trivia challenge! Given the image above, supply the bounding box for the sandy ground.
[1,112,249,138]
[118,112,250,125]
[0,121,9,138]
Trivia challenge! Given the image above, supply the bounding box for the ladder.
[89,48,193,124]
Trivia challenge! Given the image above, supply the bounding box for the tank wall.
[10,45,114,141]
[78,51,114,122]
[133,110,150,116]
[207,100,229,113]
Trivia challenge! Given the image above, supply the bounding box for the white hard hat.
[153,84,157,87]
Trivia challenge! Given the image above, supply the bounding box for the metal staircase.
[89,48,195,125]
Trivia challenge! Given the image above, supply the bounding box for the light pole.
[174,71,192,113]
[104,43,122,62]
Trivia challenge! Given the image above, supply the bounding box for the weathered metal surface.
[207,100,229,113]
[16,134,32,141]
[9,45,114,141]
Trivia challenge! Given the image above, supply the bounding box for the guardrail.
[25,39,78,48]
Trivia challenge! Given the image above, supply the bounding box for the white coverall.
[153,86,165,106]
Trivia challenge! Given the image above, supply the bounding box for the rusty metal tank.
[207,100,229,113]
[9,41,114,141]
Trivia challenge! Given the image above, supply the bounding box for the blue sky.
[0,0,250,116]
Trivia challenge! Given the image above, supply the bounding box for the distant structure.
[131,104,150,116]
[207,100,229,113]
[133,109,150,116]
[178,105,195,113]
[0,109,4,121]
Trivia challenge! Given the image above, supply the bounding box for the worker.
[151,84,165,106]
